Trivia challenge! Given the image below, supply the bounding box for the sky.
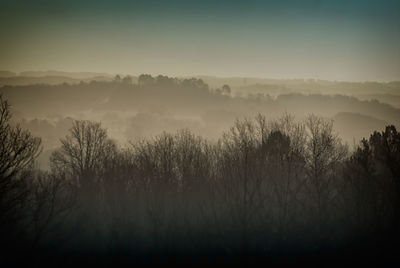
[0,0,399,81]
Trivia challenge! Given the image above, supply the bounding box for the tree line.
[1,94,400,264]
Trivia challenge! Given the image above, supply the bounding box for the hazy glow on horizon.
[0,0,399,81]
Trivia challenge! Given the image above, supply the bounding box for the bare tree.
[304,114,348,237]
[0,94,42,247]
[50,120,117,190]
[27,171,77,247]
[0,94,42,183]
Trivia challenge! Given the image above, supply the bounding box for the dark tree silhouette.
[113,75,122,83]
[0,94,42,256]
[50,120,116,186]
[122,75,133,84]
[138,74,155,86]
[222,84,231,95]
[304,115,348,234]
[0,94,42,183]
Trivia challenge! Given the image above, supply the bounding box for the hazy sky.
[0,0,399,81]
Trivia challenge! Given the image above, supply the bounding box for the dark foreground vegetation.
[1,94,400,265]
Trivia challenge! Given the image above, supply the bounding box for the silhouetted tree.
[0,94,42,183]
[0,94,42,253]
[122,75,133,84]
[369,126,400,198]
[138,74,155,86]
[50,119,117,218]
[356,126,400,227]
[181,78,209,91]
[26,171,77,248]
[341,138,385,237]
[155,75,177,88]
[304,114,348,239]
[113,75,122,83]
[222,84,231,95]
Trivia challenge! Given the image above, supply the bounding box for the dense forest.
[1,81,400,264]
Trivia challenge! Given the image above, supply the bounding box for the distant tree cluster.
[137,74,209,91]
[1,94,400,264]
[215,84,231,95]
[113,74,133,84]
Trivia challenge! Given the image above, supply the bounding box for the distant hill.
[333,112,389,146]
[356,94,400,108]
[1,71,399,97]
[0,76,82,86]
[0,75,117,87]
[195,76,400,97]
[20,71,114,80]
[0,71,131,86]
[0,70,17,77]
